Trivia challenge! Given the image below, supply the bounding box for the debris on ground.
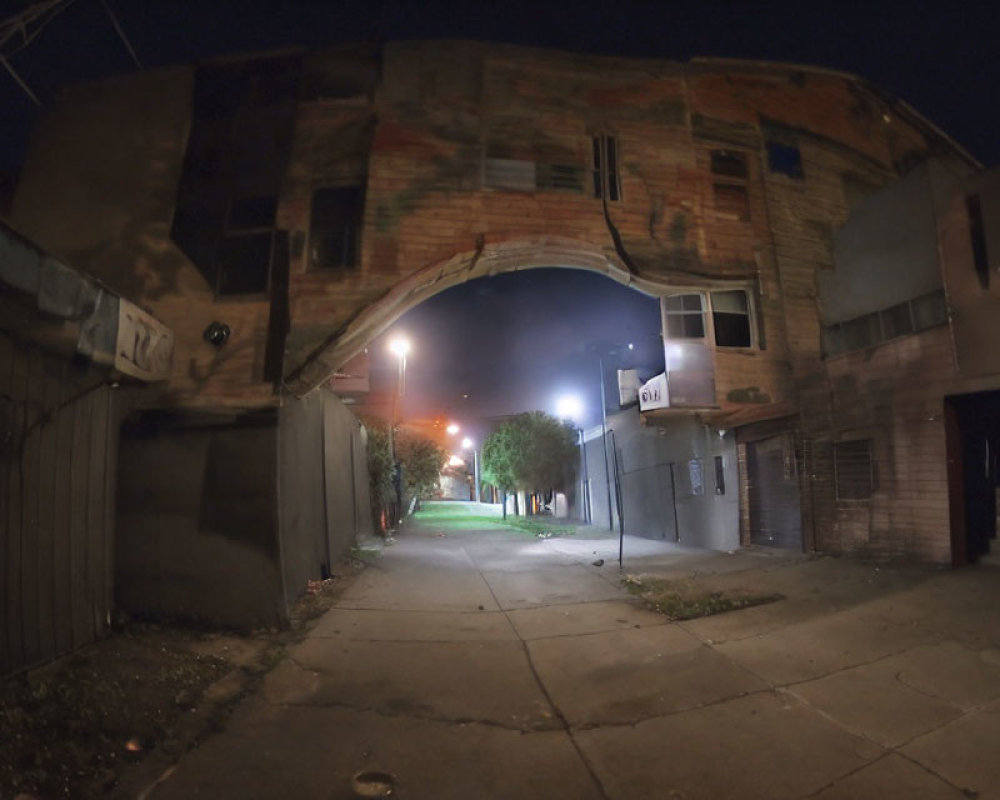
[623,575,784,620]
[0,552,370,800]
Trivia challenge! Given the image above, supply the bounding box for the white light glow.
[389,337,411,357]
[555,394,584,422]
[446,423,460,435]
[461,437,474,450]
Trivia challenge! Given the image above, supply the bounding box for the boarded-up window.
[835,439,875,499]
[485,158,584,193]
[309,186,363,270]
[711,150,748,179]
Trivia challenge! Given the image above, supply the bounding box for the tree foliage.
[481,412,577,495]
[396,432,447,499]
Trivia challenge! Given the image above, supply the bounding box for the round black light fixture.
[203,321,231,346]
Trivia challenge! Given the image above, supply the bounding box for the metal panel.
[747,433,802,550]
[0,332,118,676]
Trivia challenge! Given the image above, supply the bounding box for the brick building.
[7,40,998,567]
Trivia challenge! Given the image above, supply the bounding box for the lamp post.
[556,394,589,524]
[388,336,410,522]
[591,342,633,532]
[461,436,480,503]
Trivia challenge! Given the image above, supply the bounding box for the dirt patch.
[623,574,784,620]
[0,553,371,800]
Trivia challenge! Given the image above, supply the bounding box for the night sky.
[3,0,998,432]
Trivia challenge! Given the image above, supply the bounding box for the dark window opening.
[714,455,726,495]
[665,293,706,339]
[711,150,748,179]
[218,232,273,295]
[967,193,989,289]
[879,302,914,340]
[713,183,750,221]
[592,135,621,201]
[536,163,585,192]
[835,439,875,500]
[767,142,804,179]
[310,186,364,270]
[711,289,752,347]
[228,196,277,230]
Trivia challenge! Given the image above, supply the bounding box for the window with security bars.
[592,135,621,201]
[834,439,875,499]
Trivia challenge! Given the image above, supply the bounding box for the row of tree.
[362,411,578,532]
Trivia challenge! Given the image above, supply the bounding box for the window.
[485,158,585,193]
[665,290,754,348]
[714,455,726,495]
[711,149,750,221]
[767,142,804,179]
[835,439,875,499]
[665,294,706,339]
[967,193,989,289]
[713,183,750,221]
[711,150,748,179]
[309,186,363,270]
[592,135,621,201]
[711,290,752,348]
[217,194,278,295]
[823,290,948,357]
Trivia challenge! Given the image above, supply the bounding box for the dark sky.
[3,0,998,432]
[374,269,664,433]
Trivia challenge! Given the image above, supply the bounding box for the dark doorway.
[746,433,803,550]
[945,390,1000,565]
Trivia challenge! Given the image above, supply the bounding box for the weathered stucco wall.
[116,415,283,629]
[585,411,738,550]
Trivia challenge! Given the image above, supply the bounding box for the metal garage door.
[746,433,802,550]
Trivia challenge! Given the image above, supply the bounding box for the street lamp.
[556,394,590,524]
[446,422,460,436]
[388,336,410,523]
[461,436,480,503]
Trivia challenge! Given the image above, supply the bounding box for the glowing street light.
[555,394,584,423]
[461,436,480,503]
[446,423,460,436]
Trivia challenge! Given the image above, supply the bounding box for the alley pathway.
[143,502,1000,799]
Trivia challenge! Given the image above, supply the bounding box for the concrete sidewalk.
[143,508,1000,799]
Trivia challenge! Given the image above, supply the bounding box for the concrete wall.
[277,389,374,606]
[585,410,739,550]
[116,414,283,629]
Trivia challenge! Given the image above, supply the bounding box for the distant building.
[7,40,998,574]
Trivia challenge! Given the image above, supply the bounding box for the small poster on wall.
[689,458,704,496]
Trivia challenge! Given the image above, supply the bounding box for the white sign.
[115,300,174,381]
[638,372,669,411]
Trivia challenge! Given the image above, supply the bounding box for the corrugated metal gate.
[746,433,802,550]
[1,333,118,676]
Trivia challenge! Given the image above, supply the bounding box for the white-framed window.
[662,288,755,349]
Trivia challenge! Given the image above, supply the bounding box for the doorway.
[746,433,803,550]
[945,390,1000,565]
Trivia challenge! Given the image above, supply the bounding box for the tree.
[481,412,578,513]
[396,432,447,500]
[361,418,395,533]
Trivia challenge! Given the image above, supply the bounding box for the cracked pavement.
[143,503,1000,799]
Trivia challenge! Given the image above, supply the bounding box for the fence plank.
[36,358,60,662]
[87,385,110,639]
[0,334,18,673]
[52,362,76,655]
[70,389,91,648]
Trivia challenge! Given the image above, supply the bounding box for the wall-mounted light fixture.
[203,321,231,347]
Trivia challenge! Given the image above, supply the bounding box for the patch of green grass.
[413,506,578,538]
[623,575,783,620]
